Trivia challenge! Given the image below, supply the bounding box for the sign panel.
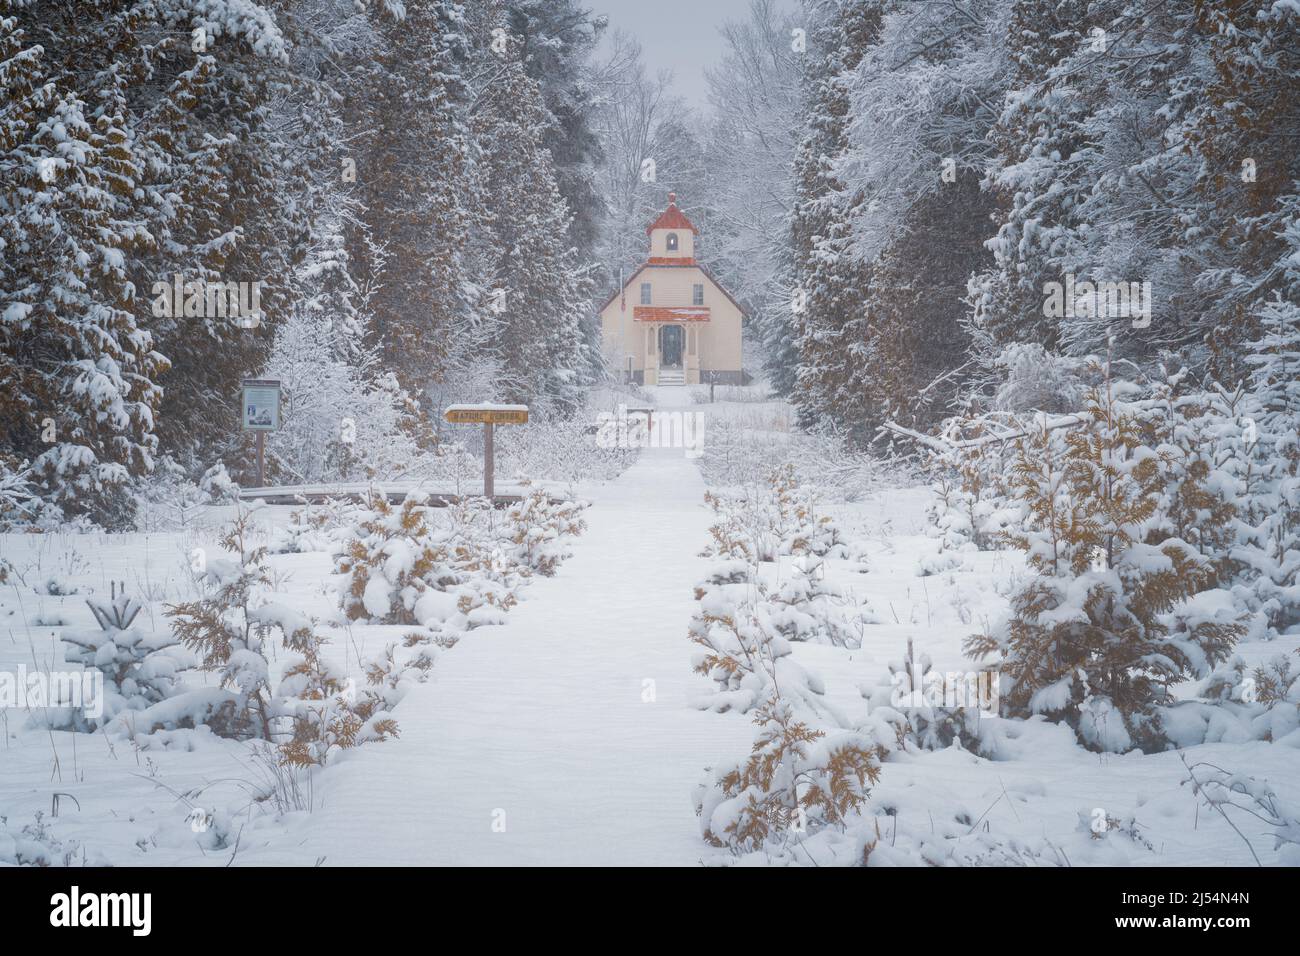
[444,404,529,425]
[241,379,281,432]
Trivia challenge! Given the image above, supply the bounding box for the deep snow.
[1,389,1297,866]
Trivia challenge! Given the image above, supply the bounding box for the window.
[666,232,679,252]
[640,282,651,305]
[692,283,704,306]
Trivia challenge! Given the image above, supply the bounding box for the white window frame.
[640,282,651,305]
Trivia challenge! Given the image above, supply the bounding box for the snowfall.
[2,388,1297,868]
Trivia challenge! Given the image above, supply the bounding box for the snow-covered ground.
[1,390,1296,866]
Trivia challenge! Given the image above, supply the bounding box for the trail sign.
[241,379,281,487]
[443,404,529,498]
[444,404,529,425]
[241,379,281,432]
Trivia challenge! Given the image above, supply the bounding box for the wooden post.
[443,405,526,501]
[256,431,266,487]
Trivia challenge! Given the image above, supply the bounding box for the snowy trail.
[291,441,752,866]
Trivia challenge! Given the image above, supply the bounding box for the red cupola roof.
[645,192,698,235]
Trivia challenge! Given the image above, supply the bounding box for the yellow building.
[598,194,746,386]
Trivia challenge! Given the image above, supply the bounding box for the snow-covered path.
[292,444,752,865]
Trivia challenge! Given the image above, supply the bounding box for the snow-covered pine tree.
[1240,291,1300,634]
[3,0,332,505]
[0,33,168,525]
[788,0,882,442]
[342,0,475,409]
[966,0,1098,363]
[832,0,1009,435]
[967,374,1243,751]
[699,0,804,397]
[1182,0,1300,380]
[263,177,425,485]
[165,506,287,739]
[466,2,593,414]
[500,0,607,257]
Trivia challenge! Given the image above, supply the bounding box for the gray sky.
[586,0,792,111]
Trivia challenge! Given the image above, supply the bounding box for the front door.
[660,324,684,368]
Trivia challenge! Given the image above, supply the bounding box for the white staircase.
[657,367,685,386]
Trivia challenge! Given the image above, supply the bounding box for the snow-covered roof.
[645,193,698,235]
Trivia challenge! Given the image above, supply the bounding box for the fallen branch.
[878,413,1088,453]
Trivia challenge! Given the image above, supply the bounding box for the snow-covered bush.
[768,555,874,648]
[695,696,885,854]
[1230,302,1300,636]
[107,506,405,763]
[990,344,1088,414]
[335,492,518,630]
[965,382,1245,752]
[0,811,99,867]
[160,507,287,739]
[861,639,988,754]
[691,475,888,857]
[335,486,587,634]
[129,458,217,532]
[55,583,189,731]
[688,573,829,716]
[923,414,1025,553]
[700,417,906,503]
[267,496,362,555]
[276,629,400,768]
[0,461,44,530]
[501,486,588,576]
[692,471,871,714]
[264,304,424,485]
[495,404,635,487]
[1179,650,1300,747]
[702,465,855,563]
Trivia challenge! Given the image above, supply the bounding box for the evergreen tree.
[342,0,475,408]
[3,1,331,495]
[503,0,607,255]
[468,4,592,413]
[702,0,804,396]
[1183,0,1300,379]
[788,0,882,439]
[0,17,167,525]
[967,0,1098,362]
[967,376,1242,751]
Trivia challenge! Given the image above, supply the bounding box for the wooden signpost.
[444,404,529,499]
[241,378,281,487]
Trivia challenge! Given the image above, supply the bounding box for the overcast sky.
[585,0,795,111]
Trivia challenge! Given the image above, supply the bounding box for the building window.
[692,283,704,306]
[666,232,679,252]
[640,282,651,305]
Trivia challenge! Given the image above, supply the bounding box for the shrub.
[58,583,187,730]
[966,383,1244,751]
[695,696,885,853]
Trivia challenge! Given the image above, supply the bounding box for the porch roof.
[633,306,710,322]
